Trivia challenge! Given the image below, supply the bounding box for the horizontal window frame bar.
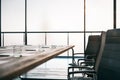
[1,31,103,33]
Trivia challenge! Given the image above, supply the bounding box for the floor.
[19,58,72,80]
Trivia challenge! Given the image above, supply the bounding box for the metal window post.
[25,0,27,45]
[84,0,86,53]
[0,0,1,46]
[114,0,116,29]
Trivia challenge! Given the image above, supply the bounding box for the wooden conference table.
[0,45,74,80]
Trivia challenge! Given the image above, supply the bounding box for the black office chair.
[68,29,120,80]
[68,32,106,80]
[78,35,101,66]
[70,34,101,67]
[97,29,120,80]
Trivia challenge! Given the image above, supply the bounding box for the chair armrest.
[69,62,78,67]
[79,61,95,68]
[78,58,94,61]
[80,61,95,65]
[77,58,94,64]
[68,70,96,74]
[68,66,93,71]
[68,69,96,80]
[74,53,84,55]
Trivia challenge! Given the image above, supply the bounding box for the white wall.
[2,0,25,31]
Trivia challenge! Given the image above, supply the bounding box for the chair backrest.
[85,35,101,59]
[94,32,106,71]
[97,29,120,80]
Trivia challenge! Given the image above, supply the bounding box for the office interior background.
[1,0,119,56]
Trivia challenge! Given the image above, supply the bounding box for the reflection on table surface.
[0,45,64,57]
[0,45,74,80]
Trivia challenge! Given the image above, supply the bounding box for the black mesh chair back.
[97,29,120,80]
[85,35,101,60]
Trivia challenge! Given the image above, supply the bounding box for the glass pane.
[27,33,45,45]
[47,33,68,56]
[69,33,84,55]
[4,34,24,46]
[27,0,83,31]
[1,0,25,31]
[117,0,120,28]
[47,33,67,45]
[86,0,113,31]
